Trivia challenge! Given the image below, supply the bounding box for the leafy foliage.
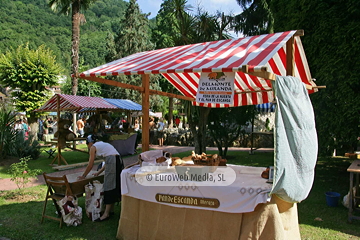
[232,0,274,36]
[61,62,102,96]
[0,105,18,161]
[0,44,62,122]
[270,0,360,155]
[12,135,42,160]
[7,156,42,191]
[208,106,254,157]
[153,0,234,153]
[0,0,128,75]
[102,0,164,111]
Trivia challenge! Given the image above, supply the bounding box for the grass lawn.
[0,144,90,179]
[1,149,360,239]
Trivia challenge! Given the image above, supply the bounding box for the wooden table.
[65,171,104,196]
[347,160,360,222]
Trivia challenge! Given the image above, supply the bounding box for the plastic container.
[325,191,341,207]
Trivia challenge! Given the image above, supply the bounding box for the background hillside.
[0,0,128,74]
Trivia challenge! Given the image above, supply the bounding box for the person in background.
[14,119,23,132]
[22,119,30,139]
[134,119,140,131]
[38,118,44,141]
[48,117,54,134]
[76,116,85,137]
[175,116,180,128]
[43,117,50,134]
[77,135,124,222]
[149,117,156,145]
[157,118,165,146]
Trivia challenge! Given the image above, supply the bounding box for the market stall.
[76,30,322,239]
[37,94,142,165]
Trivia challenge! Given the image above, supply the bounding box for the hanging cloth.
[270,75,318,203]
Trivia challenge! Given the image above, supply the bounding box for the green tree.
[152,0,196,127]
[269,0,360,155]
[48,0,97,95]
[0,44,63,138]
[153,0,234,153]
[61,61,102,97]
[208,106,254,158]
[104,0,164,111]
[232,0,274,36]
[0,0,129,73]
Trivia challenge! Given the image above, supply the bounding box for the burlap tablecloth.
[116,194,300,240]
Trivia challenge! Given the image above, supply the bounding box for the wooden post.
[72,113,77,148]
[286,36,295,76]
[52,94,68,166]
[141,74,150,152]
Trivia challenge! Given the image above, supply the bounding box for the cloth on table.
[109,133,136,141]
[121,164,271,213]
[116,194,301,240]
[139,150,165,163]
[270,75,318,203]
[109,133,137,156]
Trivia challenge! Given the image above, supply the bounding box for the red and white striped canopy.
[79,30,315,108]
[38,94,118,112]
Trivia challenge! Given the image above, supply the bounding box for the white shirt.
[93,141,119,158]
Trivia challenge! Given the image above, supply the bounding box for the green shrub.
[0,105,17,161]
[8,156,42,190]
[12,134,41,159]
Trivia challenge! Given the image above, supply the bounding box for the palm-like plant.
[0,105,17,161]
[48,0,97,95]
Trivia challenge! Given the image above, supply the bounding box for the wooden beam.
[53,160,104,171]
[286,36,295,76]
[305,85,327,90]
[142,74,150,152]
[235,89,273,94]
[245,71,276,81]
[149,89,195,101]
[80,76,144,92]
[294,29,304,36]
[80,75,195,102]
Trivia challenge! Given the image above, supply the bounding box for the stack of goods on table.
[171,151,227,167]
[173,151,227,176]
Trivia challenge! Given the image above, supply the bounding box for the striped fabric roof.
[104,98,142,111]
[38,94,119,112]
[78,30,315,108]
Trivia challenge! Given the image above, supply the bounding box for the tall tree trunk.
[189,107,211,154]
[28,115,39,142]
[71,1,81,96]
[168,97,173,128]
